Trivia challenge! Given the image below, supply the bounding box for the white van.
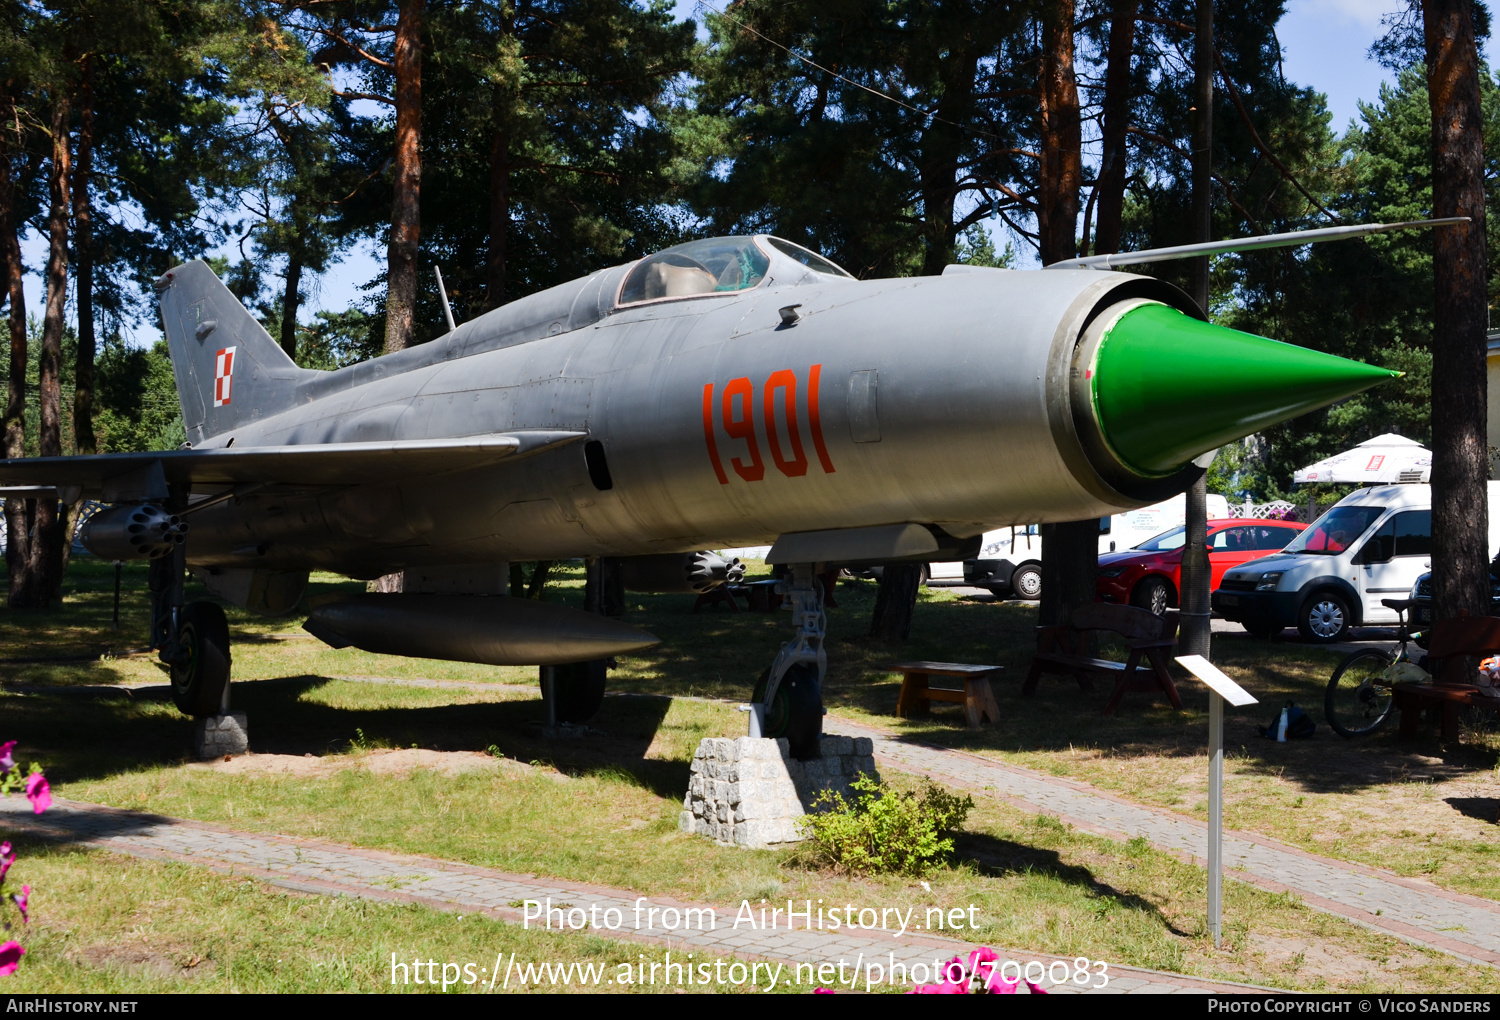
[930,492,1229,600]
[1213,482,1500,641]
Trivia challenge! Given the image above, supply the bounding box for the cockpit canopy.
[617,235,851,307]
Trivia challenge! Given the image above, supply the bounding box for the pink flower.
[813,988,836,994]
[967,947,999,987]
[0,742,14,777]
[0,941,22,977]
[985,971,1020,994]
[24,773,49,815]
[1024,979,1049,995]
[10,886,26,923]
[0,844,11,884]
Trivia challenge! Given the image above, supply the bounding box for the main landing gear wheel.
[1011,564,1042,601]
[170,601,231,717]
[552,659,608,724]
[752,663,823,761]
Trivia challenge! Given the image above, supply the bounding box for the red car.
[1096,518,1308,616]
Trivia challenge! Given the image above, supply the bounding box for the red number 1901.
[702,365,836,484]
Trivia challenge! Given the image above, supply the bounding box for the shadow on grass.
[953,829,1192,937]
[4,674,688,801]
[1444,797,1500,824]
[9,560,1498,799]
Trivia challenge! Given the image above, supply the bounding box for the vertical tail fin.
[155,260,318,445]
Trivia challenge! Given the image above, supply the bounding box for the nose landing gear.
[752,562,826,759]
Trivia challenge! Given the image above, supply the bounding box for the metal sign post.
[1175,654,1258,948]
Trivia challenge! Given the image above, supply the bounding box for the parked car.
[934,493,1230,601]
[1096,518,1307,616]
[1409,570,1500,645]
[1213,482,1500,642]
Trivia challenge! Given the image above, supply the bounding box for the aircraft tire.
[752,662,823,761]
[553,659,608,723]
[171,601,231,717]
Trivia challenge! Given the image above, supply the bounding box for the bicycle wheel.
[1325,648,1396,739]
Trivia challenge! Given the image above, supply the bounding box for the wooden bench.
[692,586,740,613]
[1393,613,1500,742]
[890,661,1003,729]
[1024,603,1183,715]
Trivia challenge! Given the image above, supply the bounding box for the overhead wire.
[691,0,1008,144]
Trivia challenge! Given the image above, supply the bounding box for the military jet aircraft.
[0,223,1440,756]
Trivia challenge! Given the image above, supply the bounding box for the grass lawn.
[0,842,816,993]
[2,557,1499,992]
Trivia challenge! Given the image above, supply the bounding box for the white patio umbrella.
[1293,433,1431,485]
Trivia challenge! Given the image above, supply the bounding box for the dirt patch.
[1245,933,1426,988]
[78,943,217,980]
[185,749,565,780]
[359,748,523,778]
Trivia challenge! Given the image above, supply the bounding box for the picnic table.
[1023,602,1183,715]
[890,661,1003,729]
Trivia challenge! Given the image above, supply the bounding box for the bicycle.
[1324,598,1429,739]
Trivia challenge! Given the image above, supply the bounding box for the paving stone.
[0,794,1252,995]
[823,717,1500,966]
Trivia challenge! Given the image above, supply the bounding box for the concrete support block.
[682,734,881,850]
[193,712,248,760]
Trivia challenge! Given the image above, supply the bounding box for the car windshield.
[618,237,771,305]
[1284,505,1387,554]
[1133,525,1186,552]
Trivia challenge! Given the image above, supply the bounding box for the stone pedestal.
[679,735,878,849]
[194,713,248,759]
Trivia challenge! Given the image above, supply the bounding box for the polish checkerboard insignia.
[214,346,238,407]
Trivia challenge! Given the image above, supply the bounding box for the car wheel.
[1130,577,1173,616]
[1298,591,1351,643]
[1012,564,1042,601]
[170,601,231,717]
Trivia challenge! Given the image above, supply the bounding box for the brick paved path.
[0,796,1258,994]
[823,717,1500,967]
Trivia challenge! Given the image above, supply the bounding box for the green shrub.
[801,775,974,877]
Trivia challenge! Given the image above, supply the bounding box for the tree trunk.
[373,571,404,593]
[1179,0,1215,659]
[1035,0,1094,635]
[27,93,72,608]
[527,560,552,600]
[72,56,96,458]
[917,53,978,277]
[485,123,509,311]
[1423,0,1490,679]
[1036,0,1082,267]
[0,103,32,606]
[869,562,922,642]
[280,250,302,360]
[1094,0,1138,256]
[584,556,626,617]
[1038,520,1099,637]
[383,0,424,355]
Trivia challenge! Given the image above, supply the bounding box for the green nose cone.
[1092,304,1399,476]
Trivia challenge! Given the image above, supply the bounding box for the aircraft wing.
[0,431,585,501]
